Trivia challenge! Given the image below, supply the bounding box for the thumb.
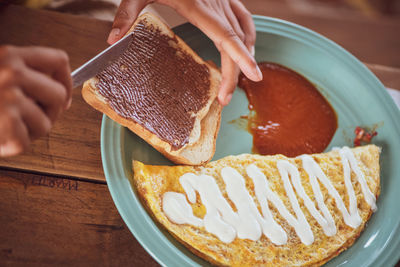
[108,0,149,44]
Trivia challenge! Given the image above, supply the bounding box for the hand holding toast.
[108,0,262,106]
[0,46,72,157]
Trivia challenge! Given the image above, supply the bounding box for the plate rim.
[101,15,400,267]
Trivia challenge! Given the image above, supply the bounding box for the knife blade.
[71,32,134,88]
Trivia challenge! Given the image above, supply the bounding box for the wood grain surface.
[366,63,400,89]
[0,169,158,266]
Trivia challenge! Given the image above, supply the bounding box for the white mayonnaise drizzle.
[339,147,377,212]
[180,172,242,243]
[300,154,361,228]
[222,167,286,244]
[162,192,203,227]
[162,147,377,245]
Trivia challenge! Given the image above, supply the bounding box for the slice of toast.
[132,145,380,266]
[82,13,222,165]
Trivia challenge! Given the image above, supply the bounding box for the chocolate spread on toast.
[96,19,210,150]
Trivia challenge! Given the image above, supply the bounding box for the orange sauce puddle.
[238,62,337,157]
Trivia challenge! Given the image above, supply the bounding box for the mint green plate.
[101,16,400,266]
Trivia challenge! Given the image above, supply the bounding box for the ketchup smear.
[238,62,337,157]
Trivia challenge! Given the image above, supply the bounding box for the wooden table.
[0,2,399,266]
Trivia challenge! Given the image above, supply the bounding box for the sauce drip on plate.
[238,62,337,157]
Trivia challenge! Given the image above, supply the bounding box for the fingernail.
[107,28,120,44]
[250,46,255,57]
[225,93,233,105]
[0,142,19,157]
[66,98,72,110]
[255,64,263,81]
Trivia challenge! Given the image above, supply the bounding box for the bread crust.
[82,12,222,165]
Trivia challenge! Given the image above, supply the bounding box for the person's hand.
[0,46,72,157]
[107,0,262,106]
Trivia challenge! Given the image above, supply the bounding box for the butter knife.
[71,32,134,88]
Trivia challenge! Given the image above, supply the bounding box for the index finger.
[230,0,256,52]
[175,4,262,82]
[14,46,73,109]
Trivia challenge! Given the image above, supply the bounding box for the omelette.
[132,145,380,266]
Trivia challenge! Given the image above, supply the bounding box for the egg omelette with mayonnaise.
[132,145,380,266]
